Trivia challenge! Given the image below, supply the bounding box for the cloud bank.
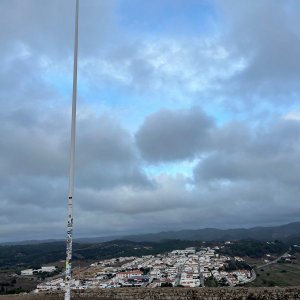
[0,0,300,241]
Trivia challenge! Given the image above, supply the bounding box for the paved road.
[197,260,204,287]
[257,252,289,269]
[246,269,256,284]
[240,251,290,286]
[199,273,204,287]
[174,265,183,286]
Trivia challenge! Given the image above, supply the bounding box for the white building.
[21,269,33,276]
[40,266,56,272]
[116,270,143,279]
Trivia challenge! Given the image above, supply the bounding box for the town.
[34,246,254,292]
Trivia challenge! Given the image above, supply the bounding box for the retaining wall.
[1,287,300,300]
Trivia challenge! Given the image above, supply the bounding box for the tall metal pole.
[65,0,79,299]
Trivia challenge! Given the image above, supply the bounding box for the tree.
[161,282,173,287]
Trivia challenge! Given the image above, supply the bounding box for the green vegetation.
[0,239,205,270]
[0,270,37,295]
[218,240,288,258]
[160,282,173,287]
[140,267,150,275]
[290,245,300,254]
[0,242,66,270]
[246,255,300,287]
[205,276,218,287]
[34,268,62,280]
[204,275,231,287]
[0,239,289,272]
[224,260,251,271]
[3,287,25,294]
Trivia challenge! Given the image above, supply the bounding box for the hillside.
[0,240,204,270]
[77,222,300,244]
[2,222,300,247]
[0,238,289,271]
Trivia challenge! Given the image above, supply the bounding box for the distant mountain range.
[132,222,300,243]
[76,222,300,244]
[2,222,300,245]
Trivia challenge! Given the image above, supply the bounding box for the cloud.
[195,118,300,184]
[1,0,300,242]
[0,106,153,241]
[77,174,192,214]
[80,38,240,98]
[2,110,300,241]
[135,108,214,162]
[0,106,151,185]
[191,117,300,228]
[216,0,300,101]
[0,0,117,58]
[76,112,151,189]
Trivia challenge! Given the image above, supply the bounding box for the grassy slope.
[245,254,300,287]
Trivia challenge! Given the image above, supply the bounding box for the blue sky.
[117,0,219,37]
[1,0,300,241]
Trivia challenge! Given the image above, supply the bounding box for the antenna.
[65,0,79,299]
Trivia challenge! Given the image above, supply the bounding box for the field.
[245,254,300,287]
[0,270,38,294]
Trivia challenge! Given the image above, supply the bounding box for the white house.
[21,269,33,276]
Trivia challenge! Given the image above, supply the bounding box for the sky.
[1,0,300,242]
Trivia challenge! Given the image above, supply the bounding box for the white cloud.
[1,0,300,242]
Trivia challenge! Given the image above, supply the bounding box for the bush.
[225,260,251,271]
[161,282,173,287]
[6,287,25,294]
[205,276,218,287]
[218,240,288,259]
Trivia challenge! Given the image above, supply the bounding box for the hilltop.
[76,222,300,244]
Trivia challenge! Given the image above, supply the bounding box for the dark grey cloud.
[1,0,300,242]
[0,0,117,58]
[77,174,192,215]
[0,109,68,178]
[192,117,300,228]
[0,107,153,241]
[2,112,300,241]
[0,108,150,187]
[136,108,214,162]
[195,118,300,185]
[216,0,300,101]
[76,114,152,189]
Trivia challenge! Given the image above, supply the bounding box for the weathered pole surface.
[65,0,79,299]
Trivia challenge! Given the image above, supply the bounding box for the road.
[240,251,290,285]
[197,259,204,287]
[174,265,183,286]
[246,269,257,284]
[257,252,289,269]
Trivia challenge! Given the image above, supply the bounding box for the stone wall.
[1,287,300,300]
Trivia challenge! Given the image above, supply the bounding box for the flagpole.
[65,0,79,299]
